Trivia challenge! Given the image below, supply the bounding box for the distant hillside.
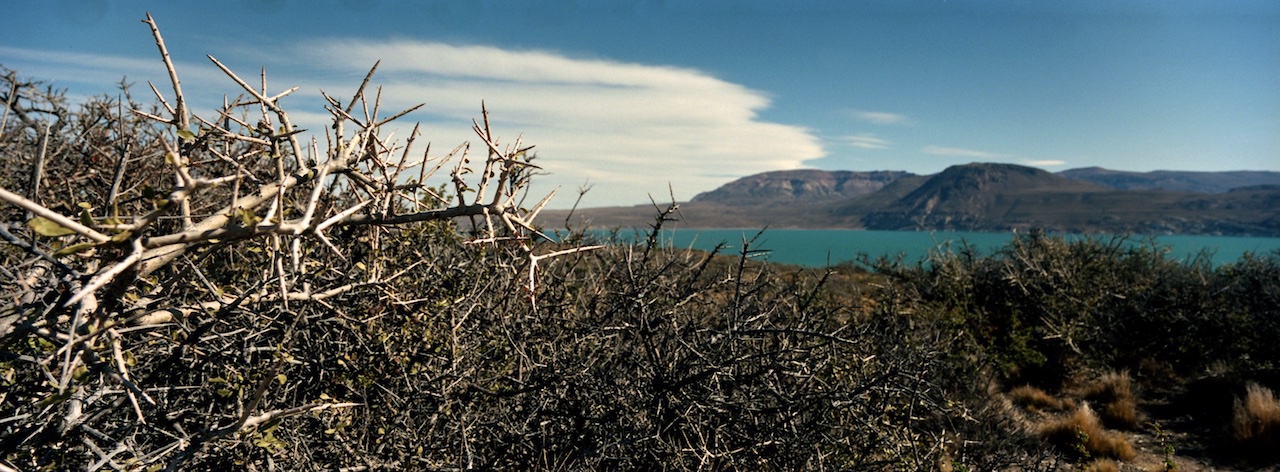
[851,163,1279,234]
[851,163,1107,231]
[1057,167,1280,193]
[542,164,1280,236]
[691,169,913,205]
[858,164,1099,218]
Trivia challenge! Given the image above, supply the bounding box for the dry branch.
[0,14,559,470]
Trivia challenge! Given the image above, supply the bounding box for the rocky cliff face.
[691,169,913,204]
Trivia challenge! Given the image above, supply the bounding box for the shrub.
[1081,458,1120,472]
[866,231,1280,388]
[1232,382,1280,457]
[0,15,557,470]
[1037,403,1135,461]
[1010,384,1063,413]
[1080,371,1141,430]
[0,16,1053,471]
[6,12,1276,470]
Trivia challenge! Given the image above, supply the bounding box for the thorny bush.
[868,231,1280,387]
[0,16,1051,471]
[0,13,555,470]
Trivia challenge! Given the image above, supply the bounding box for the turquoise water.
[604,229,1280,268]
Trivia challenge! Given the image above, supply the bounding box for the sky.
[1,0,1277,208]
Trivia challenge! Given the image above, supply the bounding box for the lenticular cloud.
[296,39,826,207]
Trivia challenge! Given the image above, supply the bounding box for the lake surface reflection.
[605,229,1280,268]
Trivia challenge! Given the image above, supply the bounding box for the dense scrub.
[0,88,1045,467]
[869,232,1280,467]
[868,232,1280,385]
[0,21,1045,470]
[3,17,1279,471]
[0,83,1045,467]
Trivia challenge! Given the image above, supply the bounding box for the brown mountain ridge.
[542,163,1280,237]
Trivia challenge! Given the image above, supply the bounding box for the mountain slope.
[691,169,913,205]
[842,164,1280,234]
[850,163,1107,230]
[1057,167,1280,193]
[540,164,1280,236]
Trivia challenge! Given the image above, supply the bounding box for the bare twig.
[0,15,574,470]
[28,122,50,208]
[142,13,187,130]
[0,187,111,243]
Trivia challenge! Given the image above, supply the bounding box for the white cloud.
[838,134,892,150]
[1024,159,1067,167]
[0,46,229,97]
[0,46,157,77]
[849,109,912,126]
[921,145,1009,159]
[286,39,823,207]
[0,41,826,208]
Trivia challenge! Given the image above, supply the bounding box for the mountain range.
[541,164,1280,237]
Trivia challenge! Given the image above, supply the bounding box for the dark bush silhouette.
[867,231,1280,387]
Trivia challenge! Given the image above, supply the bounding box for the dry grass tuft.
[1010,384,1062,413]
[1100,395,1140,430]
[1081,370,1141,429]
[1080,458,1120,472]
[1233,382,1280,452]
[1038,403,1135,461]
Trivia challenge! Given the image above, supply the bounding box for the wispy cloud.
[293,40,825,207]
[838,133,892,150]
[0,46,158,77]
[0,46,230,96]
[921,145,1009,159]
[0,42,826,208]
[849,109,912,126]
[1024,159,1067,167]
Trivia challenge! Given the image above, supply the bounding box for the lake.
[601,229,1280,268]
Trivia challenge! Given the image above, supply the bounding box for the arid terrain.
[546,164,1280,237]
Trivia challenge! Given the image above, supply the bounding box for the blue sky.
[2,1,1277,208]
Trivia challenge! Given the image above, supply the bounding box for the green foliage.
[26,216,78,237]
[1151,421,1177,471]
[868,231,1280,386]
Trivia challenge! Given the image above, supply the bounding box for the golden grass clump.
[1010,384,1063,413]
[1081,370,1141,429]
[1232,382,1280,449]
[1080,458,1120,472]
[1038,403,1135,461]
